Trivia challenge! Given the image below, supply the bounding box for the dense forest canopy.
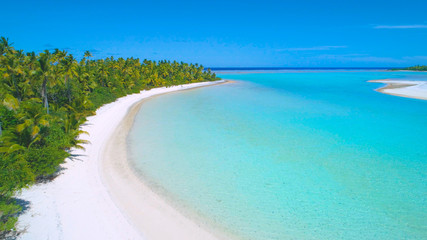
[0,36,219,237]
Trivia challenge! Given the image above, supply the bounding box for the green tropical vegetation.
[393,65,427,71]
[0,36,219,237]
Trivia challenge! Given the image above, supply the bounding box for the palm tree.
[84,50,92,59]
[58,102,90,149]
[60,55,78,103]
[15,99,50,148]
[0,95,48,151]
[52,49,67,63]
[97,63,109,87]
[37,51,52,114]
[83,50,93,69]
[0,37,221,235]
[0,37,13,55]
[2,50,24,101]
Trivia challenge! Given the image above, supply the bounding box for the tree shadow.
[2,197,31,240]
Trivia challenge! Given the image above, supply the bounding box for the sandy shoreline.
[17,80,227,240]
[368,79,427,100]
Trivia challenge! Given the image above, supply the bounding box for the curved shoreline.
[368,79,427,100]
[101,81,229,240]
[17,80,227,239]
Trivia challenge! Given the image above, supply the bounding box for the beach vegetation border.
[0,36,219,237]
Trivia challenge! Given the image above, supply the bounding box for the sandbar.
[368,79,427,100]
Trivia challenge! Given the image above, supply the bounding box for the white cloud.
[314,54,403,63]
[374,25,427,29]
[276,46,347,51]
[402,56,427,60]
[310,54,427,64]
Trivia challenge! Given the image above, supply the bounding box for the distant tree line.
[0,36,219,237]
[393,65,427,71]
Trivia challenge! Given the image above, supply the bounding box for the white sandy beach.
[369,79,427,100]
[17,80,226,240]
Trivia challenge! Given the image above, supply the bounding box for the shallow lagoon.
[128,71,427,239]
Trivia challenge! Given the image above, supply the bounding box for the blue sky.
[1,0,427,67]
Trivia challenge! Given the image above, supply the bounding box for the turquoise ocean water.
[128,71,427,239]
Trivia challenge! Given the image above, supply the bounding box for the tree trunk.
[12,75,22,102]
[42,76,49,114]
[65,75,71,103]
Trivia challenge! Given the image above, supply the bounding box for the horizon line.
[208,67,405,70]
